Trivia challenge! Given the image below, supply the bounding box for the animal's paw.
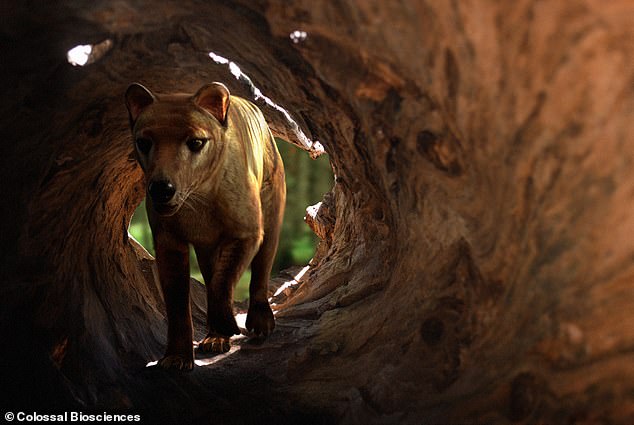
[199,333,231,354]
[246,302,275,337]
[157,354,194,371]
[208,308,241,336]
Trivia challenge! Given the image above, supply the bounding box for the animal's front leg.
[155,237,194,371]
[199,236,261,353]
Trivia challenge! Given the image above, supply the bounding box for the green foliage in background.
[128,139,332,301]
[274,139,332,272]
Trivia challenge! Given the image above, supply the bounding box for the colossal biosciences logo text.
[5,411,141,422]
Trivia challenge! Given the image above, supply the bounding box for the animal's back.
[226,96,278,190]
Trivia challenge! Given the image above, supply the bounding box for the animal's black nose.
[148,180,176,204]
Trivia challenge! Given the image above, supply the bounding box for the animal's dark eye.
[187,138,207,153]
[135,138,152,154]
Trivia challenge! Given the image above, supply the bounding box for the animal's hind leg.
[245,236,277,336]
[247,183,285,337]
[197,239,259,353]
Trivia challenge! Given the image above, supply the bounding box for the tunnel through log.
[1,1,633,424]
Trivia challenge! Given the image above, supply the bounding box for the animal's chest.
[162,203,224,246]
[162,191,260,246]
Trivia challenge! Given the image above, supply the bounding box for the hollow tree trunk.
[1,1,633,424]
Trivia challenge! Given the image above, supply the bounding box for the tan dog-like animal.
[125,82,285,370]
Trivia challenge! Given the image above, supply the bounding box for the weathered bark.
[1,1,633,424]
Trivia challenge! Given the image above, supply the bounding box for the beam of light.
[208,51,324,157]
[236,313,247,328]
[272,265,310,299]
[67,44,92,66]
[289,30,307,44]
[208,51,229,64]
[67,39,113,67]
[294,265,310,281]
[145,334,246,368]
[194,343,241,366]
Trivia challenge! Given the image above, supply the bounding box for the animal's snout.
[148,179,176,204]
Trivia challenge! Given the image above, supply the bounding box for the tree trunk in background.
[1,1,633,424]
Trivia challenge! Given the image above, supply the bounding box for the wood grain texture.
[0,1,632,423]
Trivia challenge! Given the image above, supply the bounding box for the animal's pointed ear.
[125,83,156,124]
[192,82,230,125]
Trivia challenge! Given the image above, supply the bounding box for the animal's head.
[125,82,230,216]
